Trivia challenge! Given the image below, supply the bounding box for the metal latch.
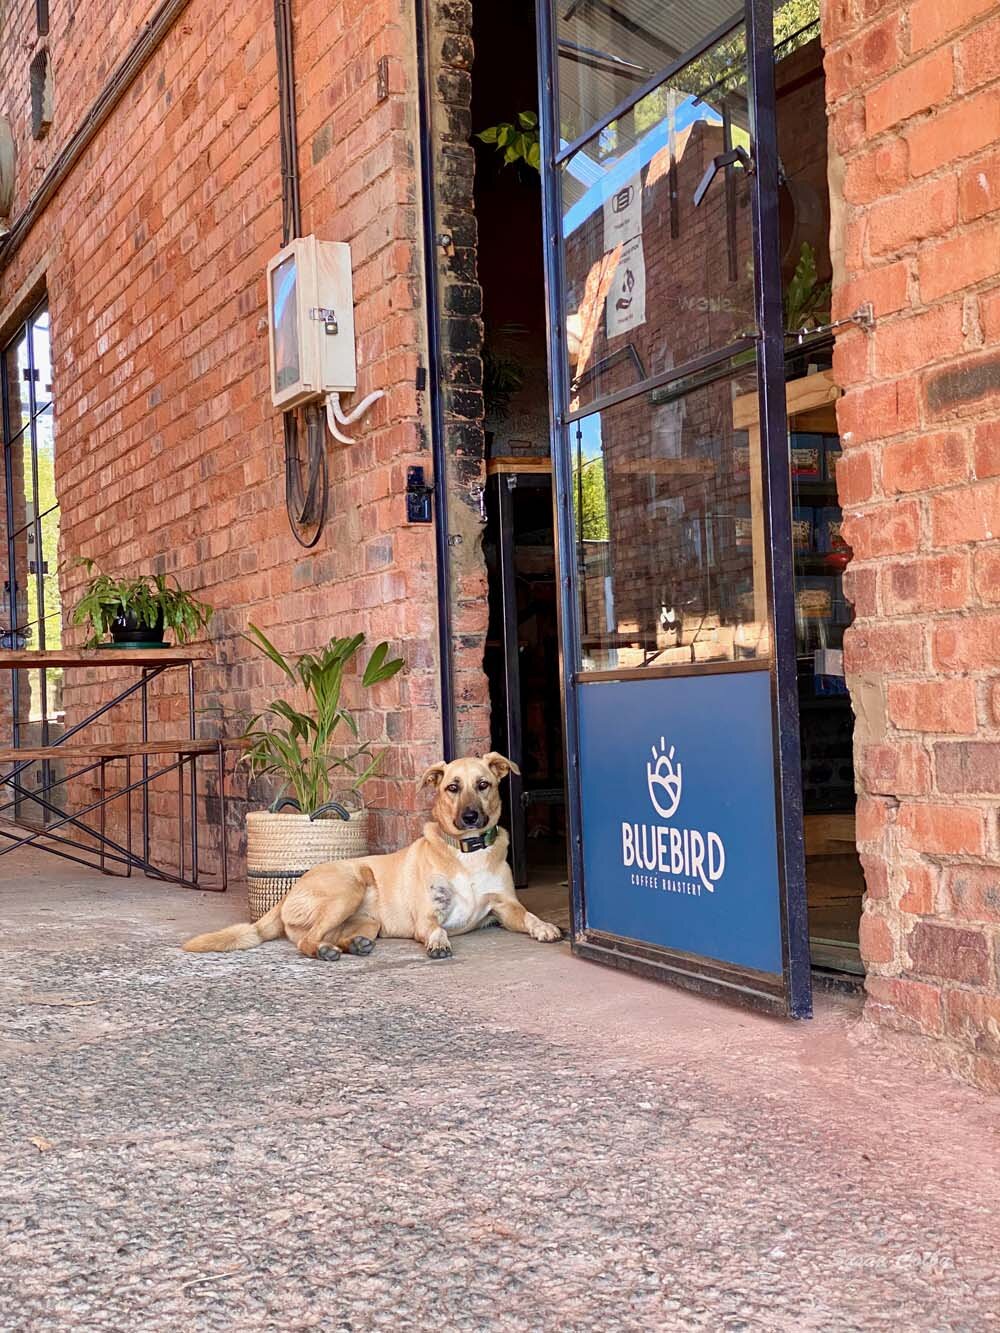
[405,466,434,523]
[309,307,339,335]
[693,145,753,207]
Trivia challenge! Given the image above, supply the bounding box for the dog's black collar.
[440,826,499,854]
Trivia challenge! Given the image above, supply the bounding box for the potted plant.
[240,625,404,920]
[71,560,213,647]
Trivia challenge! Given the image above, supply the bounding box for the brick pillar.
[825,0,1000,1092]
[427,0,491,758]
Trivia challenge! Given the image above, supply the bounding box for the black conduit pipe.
[414,0,457,762]
[274,0,302,244]
[273,0,327,545]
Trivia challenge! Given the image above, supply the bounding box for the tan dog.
[182,753,563,960]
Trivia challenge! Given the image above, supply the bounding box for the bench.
[0,736,246,890]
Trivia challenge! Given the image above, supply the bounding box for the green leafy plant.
[573,456,609,543]
[477,111,540,171]
[70,559,213,646]
[784,241,832,337]
[241,626,404,816]
[483,345,525,420]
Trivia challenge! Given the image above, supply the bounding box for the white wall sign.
[603,172,646,337]
[602,173,642,248]
[606,235,646,337]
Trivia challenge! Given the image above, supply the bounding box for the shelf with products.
[794,479,840,501]
[794,553,849,576]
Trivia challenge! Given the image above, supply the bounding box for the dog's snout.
[460,806,482,828]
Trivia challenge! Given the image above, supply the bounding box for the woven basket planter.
[245,806,369,921]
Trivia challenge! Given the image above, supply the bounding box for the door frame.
[534,0,812,1017]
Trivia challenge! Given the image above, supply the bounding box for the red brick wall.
[0,0,447,870]
[826,0,1000,1092]
[0,0,164,220]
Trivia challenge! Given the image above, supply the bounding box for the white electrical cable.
[332,388,385,424]
[324,389,386,444]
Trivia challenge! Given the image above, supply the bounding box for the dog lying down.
[182,753,563,961]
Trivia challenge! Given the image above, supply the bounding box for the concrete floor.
[2,848,999,1332]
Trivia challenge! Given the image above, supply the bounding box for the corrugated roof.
[557,0,742,139]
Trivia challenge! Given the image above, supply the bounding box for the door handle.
[693,145,753,207]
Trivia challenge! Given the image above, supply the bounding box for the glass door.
[536,0,811,1015]
[2,299,64,822]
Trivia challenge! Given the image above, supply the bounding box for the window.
[30,48,53,139]
[1,299,63,752]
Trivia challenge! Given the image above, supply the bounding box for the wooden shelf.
[793,479,839,499]
[794,554,848,574]
[732,369,840,430]
[804,812,855,856]
[0,738,245,762]
[487,456,552,476]
[0,648,210,669]
[731,371,843,628]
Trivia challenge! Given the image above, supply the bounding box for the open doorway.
[468,0,864,975]
[775,25,866,979]
[471,0,570,929]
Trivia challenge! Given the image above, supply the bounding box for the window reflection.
[1,302,62,746]
[572,363,771,672]
[561,30,755,411]
[557,0,742,143]
[3,332,31,435]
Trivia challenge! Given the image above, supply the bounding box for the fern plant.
[241,625,404,816]
[71,559,213,646]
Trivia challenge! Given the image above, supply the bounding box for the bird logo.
[647,738,682,820]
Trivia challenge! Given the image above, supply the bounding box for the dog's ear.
[418,761,447,790]
[482,751,521,781]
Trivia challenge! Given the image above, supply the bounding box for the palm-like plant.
[241,625,404,816]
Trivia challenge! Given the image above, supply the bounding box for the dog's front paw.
[426,927,453,960]
[317,944,342,961]
[528,916,563,943]
[346,935,376,956]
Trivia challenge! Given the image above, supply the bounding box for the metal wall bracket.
[789,302,875,344]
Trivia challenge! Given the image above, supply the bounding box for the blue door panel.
[578,671,783,976]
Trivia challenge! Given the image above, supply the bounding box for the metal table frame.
[0,649,228,889]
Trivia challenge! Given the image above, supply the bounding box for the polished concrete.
[2,848,998,1331]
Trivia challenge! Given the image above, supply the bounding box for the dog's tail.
[182,903,285,953]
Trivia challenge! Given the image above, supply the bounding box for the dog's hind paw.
[317,944,342,961]
[347,935,376,956]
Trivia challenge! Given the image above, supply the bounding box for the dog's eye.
[445,783,461,794]
[476,780,491,791]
